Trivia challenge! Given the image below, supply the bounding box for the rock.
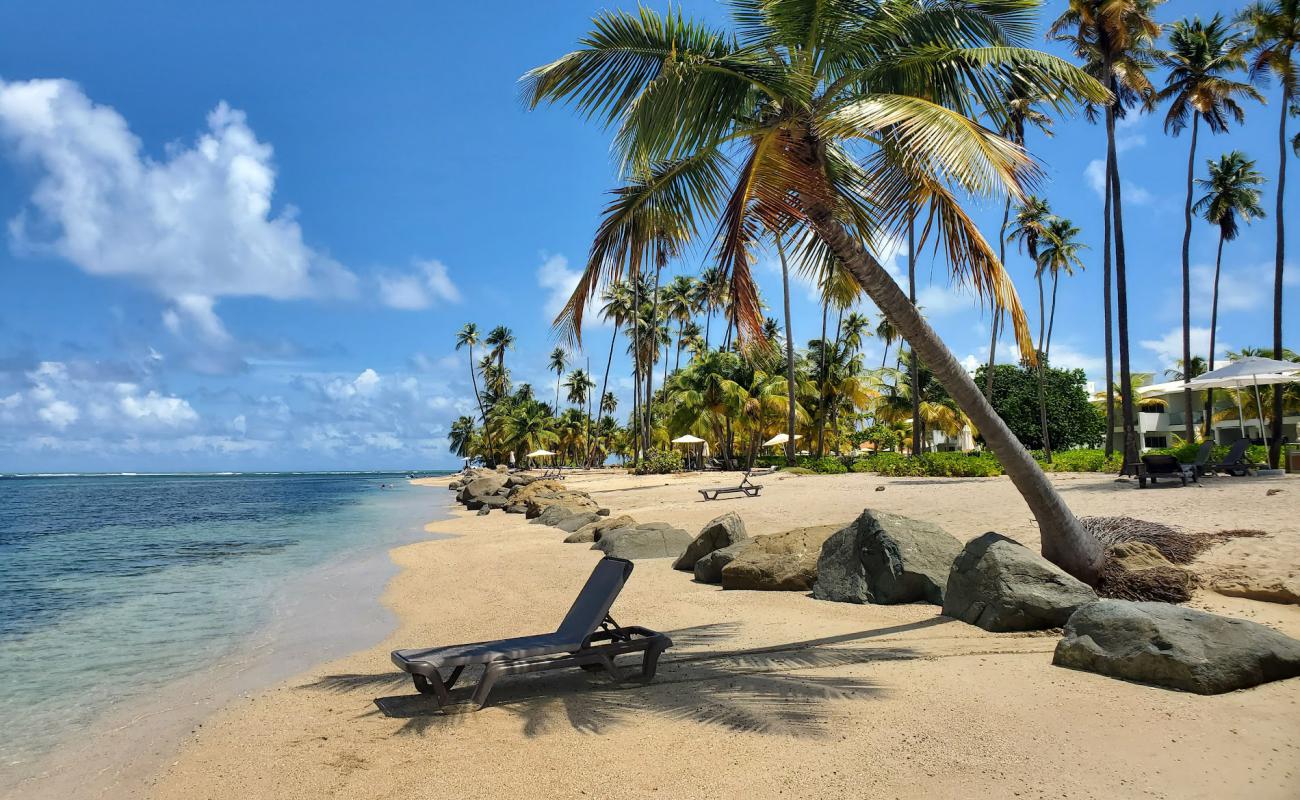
[480,495,508,509]
[555,512,604,533]
[673,512,749,572]
[694,542,749,584]
[576,515,638,542]
[524,490,598,519]
[1211,576,1300,606]
[813,510,961,605]
[505,474,538,488]
[531,504,580,527]
[874,486,885,492]
[593,525,692,560]
[597,508,611,517]
[448,481,463,491]
[506,480,566,503]
[476,508,490,516]
[721,525,840,591]
[464,498,485,511]
[564,528,598,543]
[942,532,1098,632]
[456,475,506,505]
[505,503,527,514]
[495,465,510,473]
[1053,600,1300,694]
[1266,488,1283,497]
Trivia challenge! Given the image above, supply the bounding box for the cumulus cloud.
[1190,260,1299,316]
[537,252,581,320]
[1083,159,1153,205]
[1140,326,1217,370]
[0,360,199,436]
[377,259,461,310]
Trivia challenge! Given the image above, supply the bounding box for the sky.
[0,0,1295,472]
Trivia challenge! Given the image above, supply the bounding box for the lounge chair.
[698,471,763,500]
[1211,439,1263,477]
[1190,441,1214,477]
[391,557,671,712]
[540,466,566,480]
[1138,454,1196,487]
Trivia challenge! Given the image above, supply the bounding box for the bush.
[633,449,683,475]
[850,451,1002,477]
[805,456,849,474]
[1150,442,1268,466]
[1036,449,1124,473]
[781,466,815,475]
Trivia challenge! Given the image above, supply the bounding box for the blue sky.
[0,0,1295,472]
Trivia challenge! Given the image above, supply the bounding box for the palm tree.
[774,233,799,465]
[876,316,898,370]
[449,415,477,459]
[1241,0,1299,467]
[1193,152,1267,435]
[505,402,560,458]
[1158,14,1260,445]
[564,368,596,462]
[455,323,494,461]
[527,0,1111,581]
[1037,216,1088,360]
[662,275,700,371]
[485,325,515,375]
[1009,196,1056,461]
[1052,0,1162,468]
[548,347,568,414]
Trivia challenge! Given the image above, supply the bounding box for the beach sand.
[150,471,1300,799]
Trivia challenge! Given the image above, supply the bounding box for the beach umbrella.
[525,449,556,457]
[670,434,706,469]
[1145,357,1300,446]
[762,433,803,447]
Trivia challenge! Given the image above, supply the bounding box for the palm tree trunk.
[908,215,922,455]
[1179,112,1200,445]
[1046,272,1060,360]
[585,358,593,468]
[1036,252,1052,462]
[555,369,562,416]
[802,198,1103,584]
[816,298,829,457]
[987,194,1012,400]
[1270,85,1289,468]
[632,278,642,463]
[704,310,712,351]
[467,344,494,462]
[675,320,684,371]
[587,326,618,467]
[881,341,890,370]
[1107,102,1140,469]
[1102,75,1116,461]
[777,234,798,466]
[647,264,664,449]
[1206,232,1225,441]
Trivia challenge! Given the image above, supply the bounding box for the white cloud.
[325,368,381,401]
[377,259,461,310]
[1084,159,1153,205]
[537,252,580,319]
[0,360,198,434]
[1139,326,1216,370]
[117,388,200,427]
[1049,344,1107,378]
[38,399,78,430]
[1190,260,1299,316]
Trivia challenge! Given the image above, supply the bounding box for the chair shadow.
[302,618,948,739]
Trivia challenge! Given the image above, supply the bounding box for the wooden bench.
[699,473,763,500]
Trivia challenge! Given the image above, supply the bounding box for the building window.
[1144,434,1168,449]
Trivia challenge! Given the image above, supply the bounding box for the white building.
[1103,376,1298,451]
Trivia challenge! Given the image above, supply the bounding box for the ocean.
[0,471,450,789]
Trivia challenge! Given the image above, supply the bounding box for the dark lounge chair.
[1211,439,1263,477]
[698,471,763,500]
[1190,441,1215,477]
[1138,453,1196,487]
[391,557,670,712]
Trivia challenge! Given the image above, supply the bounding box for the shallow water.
[0,472,447,781]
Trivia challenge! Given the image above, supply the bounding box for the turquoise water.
[0,472,449,775]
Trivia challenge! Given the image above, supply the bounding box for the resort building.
[1104,375,1299,451]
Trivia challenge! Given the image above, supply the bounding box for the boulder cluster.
[447,471,1300,695]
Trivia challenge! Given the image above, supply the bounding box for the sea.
[0,471,452,795]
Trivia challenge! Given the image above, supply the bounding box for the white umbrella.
[525,449,556,457]
[670,435,706,444]
[762,433,804,447]
[1166,357,1300,446]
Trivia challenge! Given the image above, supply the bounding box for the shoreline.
[148,469,1300,799]
[1,482,451,800]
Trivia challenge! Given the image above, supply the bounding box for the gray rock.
[674,512,749,572]
[592,525,692,560]
[505,474,538,488]
[456,475,506,505]
[813,510,961,605]
[721,525,840,591]
[523,490,598,519]
[531,504,579,527]
[476,508,491,516]
[567,515,637,544]
[694,542,749,584]
[942,532,1098,632]
[505,503,527,514]
[564,528,598,543]
[555,512,604,533]
[480,495,508,509]
[1053,600,1300,694]
[597,508,611,517]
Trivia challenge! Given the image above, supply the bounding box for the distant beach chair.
[698,470,763,500]
[539,466,566,480]
[1211,439,1263,477]
[1190,441,1214,477]
[391,557,670,712]
[1138,454,1196,487]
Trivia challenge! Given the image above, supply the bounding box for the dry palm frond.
[1082,516,1267,565]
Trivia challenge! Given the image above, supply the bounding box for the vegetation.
[973,363,1106,452]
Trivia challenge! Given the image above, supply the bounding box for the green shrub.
[849,451,1002,477]
[633,449,683,475]
[781,466,815,475]
[1149,442,1268,467]
[1035,449,1124,473]
[806,456,848,474]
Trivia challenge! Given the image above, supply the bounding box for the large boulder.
[506,480,566,503]
[942,532,1097,632]
[813,510,961,605]
[592,525,692,560]
[555,512,604,533]
[480,495,508,509]
[505,474,539,488]
[694,542,749,583]
[721,525,840,591]
[523,490,598,519]
[1053,600,1300,694]
[569,515,637,543]
[456,475,506,505]
[531,504,579,527]
[673,512,749,572]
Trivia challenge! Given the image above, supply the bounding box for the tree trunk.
[646,264,664,451]
[467,343,495,463]
[1035,249,1052,462]
[987,194,1012,400]
[1206,232,1225,441]
[777,234,798,466]
[881,341,890,370]
[1102,76,1116,460]
[801,200,1103,584]
[1107,103,1140,469]
[816,298,829,457]
[1180,112,1200,445]
[908,215,922,455]
[631,277,642,464]
[675,319,684,371]
[1046,273,1060,360]
[1270,85,1289,469]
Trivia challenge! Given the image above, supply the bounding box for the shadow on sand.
[302,617,951,738]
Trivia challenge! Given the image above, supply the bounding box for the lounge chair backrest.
[1222,439,1249,464]
[1193,441,1213,465]
[1141,454,1181,473]
[554,557,634,642]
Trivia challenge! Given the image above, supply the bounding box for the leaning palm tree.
[1241,0,1299,467]
[1051,0,1162,466]
[525,0,1111,581]
[449,415,477,459]
[548,346,569,415]
[455,323,494,460]
[1193,151,1268,435]
[1157,14,1260,445]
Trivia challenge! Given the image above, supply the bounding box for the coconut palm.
[774,233,799,464]
[548,347,569,414]
[1051,0,1162,467]
[449,415,477,459]
[1038,217,1088,361]
[564,368,596,461]
[876,316,897,370]
[485,325,515,375]
[455,323,493,458]
[1158,14,1261,445]
[526,0,1111,580]
[662,275,700,371]
[1241,0,1299,467]
[505,402,560,458]
[1194,151,1268,435]
[1009,196,1056,460]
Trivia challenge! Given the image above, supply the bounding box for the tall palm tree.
[774,233,798,465]
[876,316,897,370]
[1037,216,1088,360]
[548,346,569,414]
[662,274,700,370]
[1194,151,1268,435]
[1052,0,1162,467]
[1158,14,1260,445]
[455,323,493,460]
[1241,0,1299,467]
[485,325,515,374]
[695,267,730,350]
[526,0,1110,582]
[1009,196,1055,461]
[449,415,477,459]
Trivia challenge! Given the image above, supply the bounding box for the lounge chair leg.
[640,644,667,681]
[413,669,453,707]
[468,663,504,710]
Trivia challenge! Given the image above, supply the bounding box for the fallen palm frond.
[1080,516,1265,565]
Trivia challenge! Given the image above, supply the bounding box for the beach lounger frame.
[391,557,670,712]
[698,471,763,500]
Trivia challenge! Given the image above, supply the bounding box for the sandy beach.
[148,470,1300,799]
